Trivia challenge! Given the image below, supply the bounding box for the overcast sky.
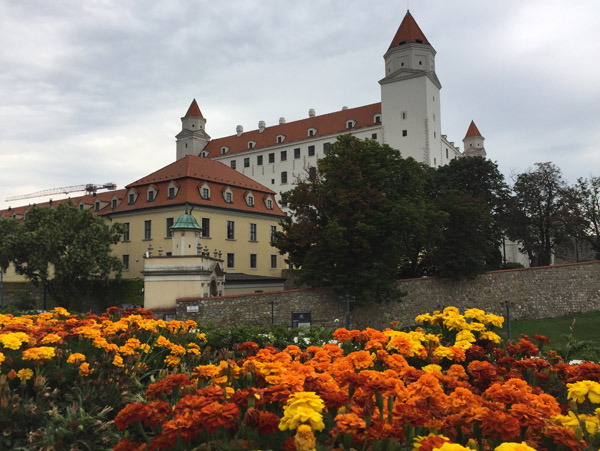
[1,0,599,210]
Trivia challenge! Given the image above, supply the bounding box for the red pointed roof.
[184,99,203,118]
[389,11,430,49]
[464,120,483,139]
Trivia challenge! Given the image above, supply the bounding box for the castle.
[175,11,486,208]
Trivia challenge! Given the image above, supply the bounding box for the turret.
[170,210,202,256]
[176,99,211,160]
[463,121,486,157]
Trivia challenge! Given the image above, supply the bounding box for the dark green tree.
[425,156,508,278]
[7,203,125,310]
[505,162,570,267]
[0,217,20,273]
[566,176,600,260]
[273,135,443,302]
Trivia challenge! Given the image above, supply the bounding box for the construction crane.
[5,183,117,203]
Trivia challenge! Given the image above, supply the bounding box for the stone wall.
[176,261,600,329]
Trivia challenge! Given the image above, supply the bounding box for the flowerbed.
[1,306,600,450]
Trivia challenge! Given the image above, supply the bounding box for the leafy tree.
[425,157,508,278]
[566,176,600,260]
[273,135,443,302]
[0,217,20,272]
[6,203,125,310]
[505,162,570,266]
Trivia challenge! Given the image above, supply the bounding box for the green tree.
[0,217,20,272]
[273,135,443,302]
[8,203,125,310]
[505,162,570,267]
[425,157,508,278]
[567,176,600,260]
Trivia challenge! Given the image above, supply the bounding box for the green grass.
[505,311,600,361]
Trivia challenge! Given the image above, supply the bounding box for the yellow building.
[0,154,286,286]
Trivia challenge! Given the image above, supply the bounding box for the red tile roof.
[464,120,483,139]
[388,11,430,48]
[184,99,203,118]
[203,103,382,157]
[1,156,284,219]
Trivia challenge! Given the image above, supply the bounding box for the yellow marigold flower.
[464,308,486,322]
[424,333,440,344]
[422,364,442,374]
[279,405,325,432]
[455,330,476,343]
[483,313,504,327]
[79,362,93,376]
[413,433,451,450]
[479,331,502,344]
[155,336,173,348]
[286,392,325,413]
[52,307,69,317]
[22,346,56,362]
[0,332,29,350]
[165,355,181,367]
[442,314,469,331]
[41,333,62,344]
[494,442,538,451]
[168,344,187,356]
[0,352,4,365]
[434,444,472,451]
[433,346,455,360]
[196,332,207,342]
[66,353,86,364]
[295,424,317,451]
[567,380,600,404]
[17,368,34,381]
[453,340,473,351]
[554,411,600,435]
[468,322,486,332]
[415,313,433,324]
[112,355,124,367]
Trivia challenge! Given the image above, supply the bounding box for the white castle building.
[175,11,486,207]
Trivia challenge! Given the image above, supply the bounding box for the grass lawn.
[506,310,600,361]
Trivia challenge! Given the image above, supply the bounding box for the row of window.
[233,143,326,170]
[121,253,278,271]
[123,219,277,242]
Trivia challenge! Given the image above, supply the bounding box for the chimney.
[236,125,243,137]
[279,117,286,125]
[258,120,266,133]
[341,106,348,110]
[308,108,315,118]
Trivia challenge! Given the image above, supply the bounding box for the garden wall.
[176,261,600,329]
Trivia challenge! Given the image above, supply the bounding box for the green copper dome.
[170,213,202,231]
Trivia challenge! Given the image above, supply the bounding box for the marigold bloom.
[464,308,486,322]
[433,444,472,451]
[22,346,55,362]
[413,433,451,450]
[66,353,86,364]
[494,443,538,451]
[165,355,181,367]
[199,401,240,434]
[567,380,600,403]
[79,362,93,376]
[422,364,442,374]
[0,352,4,366]
[0,332,30,350]
[295,424,317,451]
[279,405,325,431]
[112,355,124,367]
[17,368,34,381]
[40,333,62,344]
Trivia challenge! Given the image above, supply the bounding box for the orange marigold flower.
[294,424,316,451]
[146,373,192,399]
[79,362,93,376]
[112,355,124,367]
[22,346,55,362]
[113,437,147,451]
[199,401,240,434]
[334,412,366,434]
[333,328,353,342]
[17,368,34,382]
[7,369,17,380]
[544,425,587,450]
[40,333,62,344]
[66,353,86,365]
[413,433,451,451]
[165,355,181,367]
[114,402,147,430]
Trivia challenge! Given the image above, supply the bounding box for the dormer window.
[168,187,175,198]
[248,141,256,149]
[148,191,154,202]
[128,193,135,205]
[374,114,382,124]
[199,183,211,200]
[221,146,229,154]
[246,192,254,207]
[111,197,118,209]
[308,128,317,137]
[346,120,355,129]
[276,135,285,143]
[223,187,234,204]
[200,151,209,158]
[265,196,273,210]
[147,186,157,203]
[94,201,100,212]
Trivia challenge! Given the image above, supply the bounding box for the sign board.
[186,305,199,313]
[291,312,312,329]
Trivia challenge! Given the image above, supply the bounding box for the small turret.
[175,99,211,160]
[462,121,486,158]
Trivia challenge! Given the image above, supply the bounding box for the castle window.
[248,141,255,149]
[308,145,315,156]
[374,114,382,124]
[270,225,276,242]
[94,201,100,212]
[402,130,408,137]
[230,160,236,169]
[227,221,235,239]
[147,190,155,202]
[402,112,407,120]
[201,151,209,157]
[446,148,449,159]
[227,253,234,268]
[112,198,117,209]
[268,153,275,163]
[372,133,377,139]
[201,218,210,237]
[249,223,257,241]
[122,223,130,241]
[247,194,254,207]
[266,198,273,210]
[122,255,129,271]
[277,135,285,143]
[225,192,232,203]
[270,255,277,269]
[323,142,330,152]
[168,187,175,199]
[244,157,250,168]
[250,254,257,269]
[201,187,210,200]
[257,155,263,166]
[308,167,317,179]
[144,220,152,240]
[221,146,229,154]
[308,128,317,137]
[294,148,301,159]
[166,217,174,238]
[419,60,422,65]
[281,171,288,184]
[346,120,355,129]
[281,150,287,161]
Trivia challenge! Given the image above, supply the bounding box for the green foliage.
[273,135,443,301]
[505,162,571,267]
[567,176,600,260]
[5,203,125,310]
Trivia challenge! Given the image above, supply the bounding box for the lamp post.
[339,295,355,329]
[500,300,514,340]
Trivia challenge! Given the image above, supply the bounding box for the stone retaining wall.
[176,261,600,329]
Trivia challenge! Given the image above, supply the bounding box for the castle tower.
[176,99,211,160]
[379,11,442,165]
[463,120,486,157]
